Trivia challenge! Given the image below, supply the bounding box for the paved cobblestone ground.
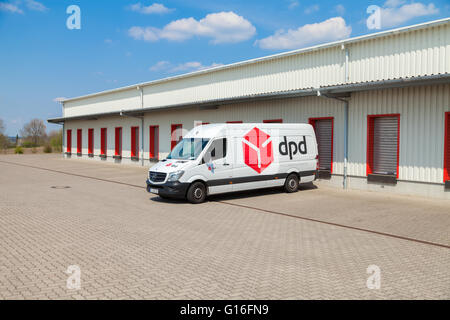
[0,154,449,299]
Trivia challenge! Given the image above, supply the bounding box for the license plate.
[150,188,159,194]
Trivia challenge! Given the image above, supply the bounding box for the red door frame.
[309,117,334,173]
[444,112,450,182]
[100,128,107,156]
[131,126,139,158]
[149,125,159,160]
[77,129,82,154]
[226,121,243,123]
[66,130,72,153]
[366,114,400,178]
[115,127,122,156]
[171,124,182,150]
[88,129,94,154]
[263,119,283,123]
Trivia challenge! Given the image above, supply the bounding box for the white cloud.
[129,26,160,41]
[104,39,113,44]
[256,17,351,50]
[335,4,345,15]
[149,60,171,71]
[379,1,439,28]
[288,0,299,10]
[128,2,173,14]
[129,11,256,44]
[0,2,24,14]
[0,0,47,13]
[149,61,223,73]
[384,0,406,7]
[304,4,319,14]
[25,0,47,12]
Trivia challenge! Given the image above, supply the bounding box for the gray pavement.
[0,154,449,299]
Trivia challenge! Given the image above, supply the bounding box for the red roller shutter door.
[131,126,139,158]
[66,130,72,153]
[373,117,399,176]
[367,115,400,178]
[88,129,94,154]
[77,129,82,154]
[171,124,182,150]
[115,127,122,156]
[100,128,107,156]
[444,112,450,182]
[315,119,333,172]
[309,118,333,173]
[149,126,159,160]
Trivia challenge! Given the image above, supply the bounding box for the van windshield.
[167,138,210,160]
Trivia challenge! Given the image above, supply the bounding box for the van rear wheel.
[187,182,207,204]
[284,174,299,193]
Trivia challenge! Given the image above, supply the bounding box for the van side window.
[203,138,227,163]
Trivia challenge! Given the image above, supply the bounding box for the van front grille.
[149,171,167,183]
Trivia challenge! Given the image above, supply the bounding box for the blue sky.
[0,0,449,135]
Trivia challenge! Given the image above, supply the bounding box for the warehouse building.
[49,18,450,199]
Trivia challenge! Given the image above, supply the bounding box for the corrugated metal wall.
[65,83,450,186]
[63,22,450,118]
[141,47,345,108]
[349,23,450,82]
[349,84,450,184]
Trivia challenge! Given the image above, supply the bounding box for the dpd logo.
[279,136,307,160]
[242,127,273,174]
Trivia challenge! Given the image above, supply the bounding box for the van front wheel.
[284,174,299,193]
[187,182,207,204]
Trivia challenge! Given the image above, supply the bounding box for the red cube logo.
[242,127,274,173]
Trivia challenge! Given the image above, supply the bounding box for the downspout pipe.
[62,122,65,158]
[316,45,350,189]
[314,44,350,189]
[317,92,349,189]
[138,86,144,167]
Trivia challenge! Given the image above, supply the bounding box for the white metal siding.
[348,84,450,183]
[64,84,450,186]
[63,22,450,118]
[349,23,450,82]
[64,90,141,118]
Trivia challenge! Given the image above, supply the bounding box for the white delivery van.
[146,123,318,203]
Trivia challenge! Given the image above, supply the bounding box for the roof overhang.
[48,74,450,124]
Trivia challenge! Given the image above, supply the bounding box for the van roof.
[185,123,313,138]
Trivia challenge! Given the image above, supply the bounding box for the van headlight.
[167,170,184,182]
